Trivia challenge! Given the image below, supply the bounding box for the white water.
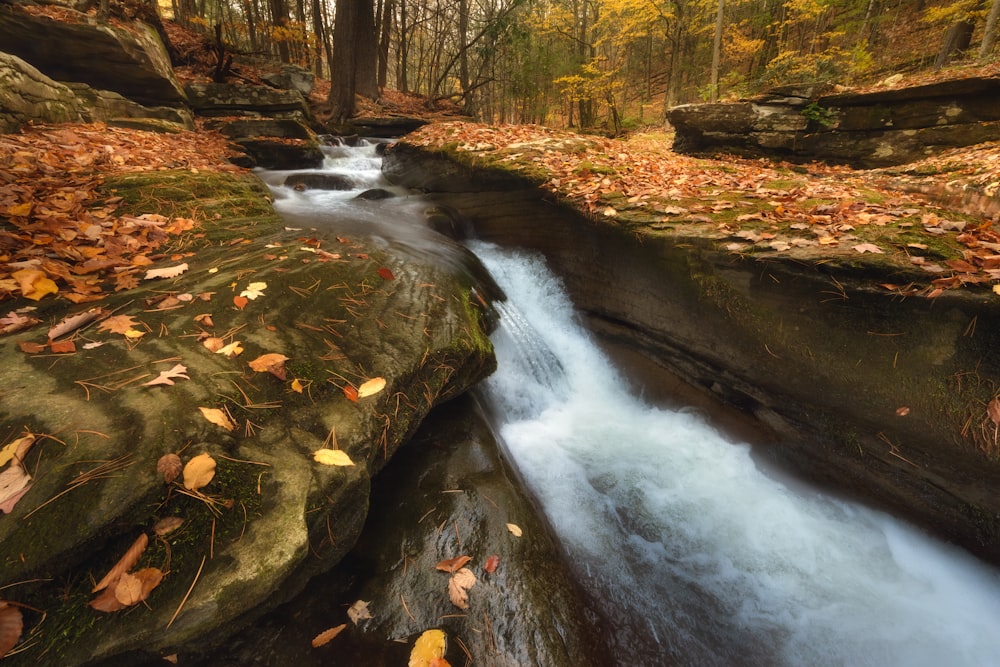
[473,241,1000,667]
[266,143,1000,666]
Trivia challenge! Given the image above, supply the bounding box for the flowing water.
[265,142,1000,666]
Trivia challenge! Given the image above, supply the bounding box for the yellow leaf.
[5,201,32,217]
[215,341,244,358]
[312,449,355,466]
[183,452,217,490]
[124,329,146,340]
[240,281,268,299]
[311,623,347,648]
[506,523,523,537]
[13,269,57,301]
[408,629,447,667]
[199,407,235,432]
[357,377,386,398]
[291,378,304,394]
[0,435,34,469]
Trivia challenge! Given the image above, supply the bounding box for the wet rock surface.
[0,168,496,665]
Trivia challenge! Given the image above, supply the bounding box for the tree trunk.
[935,19,975,68]
[980,0,1000,60]
[398,0,409,92]
[710,0,724,102]
[355,0,379,99]
[377,0,393,88]
[328,0,359,122]
[312,0,325,77]
[269,0,291,62]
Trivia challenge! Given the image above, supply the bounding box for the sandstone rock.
[0,5,186,106]
[668,76,1000,166]
[185,81,311,119]
[283,173,354,190]
[0,169,496,666]
[261,64,315,96]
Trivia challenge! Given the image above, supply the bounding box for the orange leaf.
[233,295,249,310]
[183,452,217,490]
[18,341,46,354]
[49,340,76,354]
[311,623,347,648]
[93,534,149,593]
[435,555,472,574]
[377,267,395,280]
[343,385,359,402]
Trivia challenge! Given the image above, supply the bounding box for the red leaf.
[343,385,358,403]
[377,267,395,280]
[233,295,249,310]
[484,554,500,573]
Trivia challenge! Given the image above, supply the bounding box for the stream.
[260,140,1000,666]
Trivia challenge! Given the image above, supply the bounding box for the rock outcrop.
[0,169,496,665]
[185,81,311,119]
[383,143,1000,567]
[0,5,186,107]
[668,77,1000,166]
[0,51,192,132]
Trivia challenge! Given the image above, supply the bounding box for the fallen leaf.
[311,623,347,648]
[240,281,268,299]
[291,378,305,394]
[435,555,472,574]
[156,453,183,484]
[377,267,395,280]
[347,599,372,625]
[483,555,500,573]
[0,435,34,469]
[312,449,355,466]
[343,385,359,402]
[17,341,46,354]
[114,568,163,606]
[49,340,76,354]
[153,516,185,536]
[89,586,126,612]
[183,453,217,490]
[447,567,476,609]
[409,629,447,667]
[202,336,224,352]
[0,311,40,335]
[506,523,523,537]
[93,534,148,593]
[48,307,104,340]
[13,269,58,300]
[357,377,386,398]
[988,397,1000,426]
[852,243,884,254]
[124,329,146,341]
[199,407,236,432]
[896,406,911,417]
[0,602,24,659]
[215,340,244,358]
[233,295,249,310]
[142,364,190,387]
[144,263,189,280]
[249,353,289,380]
[98,315,141,335]
[0,466,31,514]
[194,313,214,327]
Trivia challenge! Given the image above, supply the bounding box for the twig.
[400,594,416,622]
[167,555,206,629]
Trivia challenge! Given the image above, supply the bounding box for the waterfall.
[262,142,1000,666]
[472,240,1000,667]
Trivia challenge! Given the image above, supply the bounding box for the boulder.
[185,81,311,119]
[0,5,186,106]
[668,76,1000,166]
[0,52,192,132]
[283,173,354,191]
[0,169,496,665]
[261,64,315,96]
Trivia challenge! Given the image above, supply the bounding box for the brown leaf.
[48,307,104,340]
[17,341,46,354]
[182,452,217,491]
[435,555,472,574]
[153,516,185,536]
[98,315,141,335]
[347,599,372,625]
[199,407,236,432]
[156,453,183,484]
[89,586,125,613]
[49,339,76,354]
[988,397,1000,426]
[114,568,163,606]
[311,623,347,648]
[0,311,40,336]
[0,602,24,659]
[249,353,289,380]
[447,567,476,609]
[93,533,148,593]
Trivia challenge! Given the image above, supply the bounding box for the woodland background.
[157,0,1000,132]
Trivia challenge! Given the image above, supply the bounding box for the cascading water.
[262,141,1000,666]
[473,241,1000,666]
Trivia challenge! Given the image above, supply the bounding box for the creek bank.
[0,164,497,665]
[382,141,1000,566]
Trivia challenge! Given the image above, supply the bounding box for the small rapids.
[473,241,1000,667]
